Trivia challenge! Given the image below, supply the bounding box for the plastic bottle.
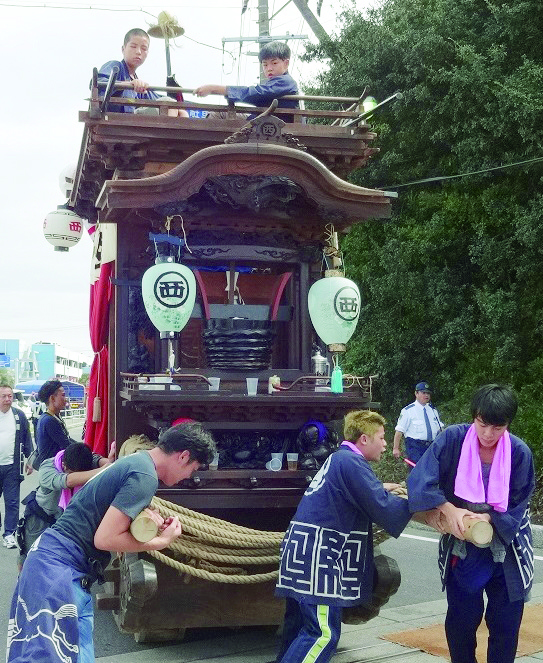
[331,365,343,394]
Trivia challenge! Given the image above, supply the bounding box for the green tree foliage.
[0,368,15,387]
[304,0,543,464]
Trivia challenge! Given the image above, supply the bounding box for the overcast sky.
[0,0,372,356]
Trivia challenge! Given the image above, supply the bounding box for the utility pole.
[258,0,270,82]
[223,0,328,83]
[290,0,330,45]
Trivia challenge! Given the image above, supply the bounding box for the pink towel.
[341,441,363,456]
[54,450,82,510]
[454,423,511,513]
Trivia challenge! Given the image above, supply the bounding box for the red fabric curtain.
[84,262,113,456]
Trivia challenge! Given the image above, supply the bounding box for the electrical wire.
[383,156,543,190]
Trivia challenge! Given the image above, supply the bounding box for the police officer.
[393,382,444,465]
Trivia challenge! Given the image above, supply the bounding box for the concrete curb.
[409,520,543,548]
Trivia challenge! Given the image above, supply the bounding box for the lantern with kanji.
[43,206,85,252]
[308,270,361,353]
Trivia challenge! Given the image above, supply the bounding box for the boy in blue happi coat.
[195,41,299,122]
[408,384,535,663]
[98,28,188,117]
[275,410,427,663]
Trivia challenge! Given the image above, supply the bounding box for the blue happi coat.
[407,424,535,602]
[276,446,411,607]
[7,529,97,663]
[98,59,159,113]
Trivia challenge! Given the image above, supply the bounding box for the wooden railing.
[90,67,400,126]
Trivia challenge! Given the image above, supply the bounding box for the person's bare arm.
[393,431,403,458]
[194,84,227,97]
[65,466,104,488]
[132,79,150,94]
[94,505,181,553]
[437,502,490,539]
[411,508,445,532]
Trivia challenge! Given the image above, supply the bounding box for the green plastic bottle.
[331,365,343,394]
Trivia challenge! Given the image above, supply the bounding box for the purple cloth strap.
[453,423,511,513]
[340,441,363,456]
[54,449,81,511]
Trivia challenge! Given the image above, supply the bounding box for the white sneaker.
[3,534,17,549]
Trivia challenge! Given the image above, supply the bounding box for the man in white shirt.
[393,381,444,465]
[0,383,33,548]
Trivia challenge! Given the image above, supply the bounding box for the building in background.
[0,339,20,372]
[0,339,91,382]
[30,342,91,382]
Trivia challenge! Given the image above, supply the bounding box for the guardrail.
[61,407,87,421]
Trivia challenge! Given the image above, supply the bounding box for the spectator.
[35,380,77,469]
[0,383,33,549]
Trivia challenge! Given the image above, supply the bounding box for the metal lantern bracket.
[149,232,185,262]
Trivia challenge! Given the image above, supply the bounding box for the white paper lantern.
[43,207,85,252]
[59,163,77,199]
[308,276,361,347]
[141,258,196,338]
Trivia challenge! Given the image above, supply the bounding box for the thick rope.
[143,483,406,584]
[146,496,282,583]
[148,548,279,584]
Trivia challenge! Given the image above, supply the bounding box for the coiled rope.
[148,495,283,583]
[121,437,407,584]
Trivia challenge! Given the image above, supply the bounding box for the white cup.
[265,458,282,471]
[208,377,221,391]
[246,377,259,396]
[208,452,220,470]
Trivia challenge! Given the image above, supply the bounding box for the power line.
[0,1,238,60]
[383,156,543,190]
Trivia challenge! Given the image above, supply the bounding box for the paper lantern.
[308,275,361,350]
[43,207,84,252]
[141,258,196,338]
[363,96,378,114]
[59,163,77,199]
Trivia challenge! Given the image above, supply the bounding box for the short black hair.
[124,28,150,46]
[259,40,291,62]
[63,443,93,472]
[470,384,518,426]
[38,380,63,404]
[157,422,216,465]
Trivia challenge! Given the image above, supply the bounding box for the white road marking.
[401,533,439,543]
[401,533,543,561]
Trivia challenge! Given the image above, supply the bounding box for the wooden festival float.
[58,65,400,640]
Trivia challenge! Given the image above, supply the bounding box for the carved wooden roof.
[96,143,393,234]
[71,110,383,222]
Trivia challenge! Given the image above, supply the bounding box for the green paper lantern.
[308,276,361,346]
[363,96,378,115]
[141,259,196,338]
